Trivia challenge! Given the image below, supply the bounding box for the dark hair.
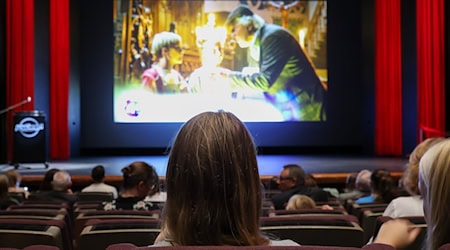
[283,164,306,186]
[39,168,60,191]
[371,169,398,203]
[122,161,159,195]
[91,165,106,182]
[225,4,254,27]
[163,111,268,246]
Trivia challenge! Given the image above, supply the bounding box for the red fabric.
[416,0,446,141]
[374,0,403,155]
[49,0,70,159]
[5,0,35,161]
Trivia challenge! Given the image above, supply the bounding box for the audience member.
[286,194,334,211]
[32,171,78,205]
[339,169,371,202]
[383,137,445,218]
[101,161,159,211]
[154,111,298,246]
[38,168,61,191]
[4,169,29,198]
[286,194,316,210]
[82,165,118,199]
[417,139,450,249]
[271,164,330,210]
[355,169,398,204]
[0,174,20,209]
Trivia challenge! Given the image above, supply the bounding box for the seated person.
[38,168,61,191]
[153,111,298,246]
[0,174,20,209]
[355,169,398,204]
[339,169,372,202]
[286,194,333,210]
[101,161,159,211]
[31,171,78,206]
[383,137,445,218]
[82,165,118,199]
[271,164,330,210]
[4,169,29,198]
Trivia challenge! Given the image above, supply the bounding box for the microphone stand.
[0,97,32,115]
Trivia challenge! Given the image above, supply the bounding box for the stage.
[0,155,408,178]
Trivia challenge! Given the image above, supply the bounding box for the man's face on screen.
[231,20,252,48]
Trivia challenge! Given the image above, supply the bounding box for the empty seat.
[0,218,71,250]
[78,218,161,250]
[75,210,160,242]
[260,215,364,247]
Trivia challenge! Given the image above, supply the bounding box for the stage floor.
[0,155,408,178]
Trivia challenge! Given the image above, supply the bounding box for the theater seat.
[78,218,161,250]
[76,191,114,202]
[0,219,66,249]
[260,215,364,247]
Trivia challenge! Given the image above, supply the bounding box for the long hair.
[163,111,268,246]
[0,175,9,199]
[370,169,397,203]
[403,137,446,196]
[419,139,450,250]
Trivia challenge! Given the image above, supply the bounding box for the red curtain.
[5,0,35,161]
[416,0,446,140]
[374,0,403,155]
[49,0,70,159]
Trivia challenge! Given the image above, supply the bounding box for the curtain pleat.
[375,0,403,155]
[49,0,70,159]
[5,0,35,161]
[416,0,446,140]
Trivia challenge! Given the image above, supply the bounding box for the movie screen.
[113,0,327,122]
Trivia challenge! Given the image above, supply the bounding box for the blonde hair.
[403,137,446,195]
[419,139,450,250]
[286,194,316,210]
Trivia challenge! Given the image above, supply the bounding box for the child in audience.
[101,161,159,211]
[286,194,334,211]
[141,31,187,93]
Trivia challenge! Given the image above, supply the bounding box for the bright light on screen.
[113,0,327,123]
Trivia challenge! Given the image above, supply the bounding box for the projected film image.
[113,0,327,122]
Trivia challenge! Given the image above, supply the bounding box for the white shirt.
[383,195,424,218]
[81,182,118,199]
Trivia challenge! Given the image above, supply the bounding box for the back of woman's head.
[370,169,397,203]
[164,111,267,246]
[403,137,446,196]
[419,139,450,250]
[122,161,159,196]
